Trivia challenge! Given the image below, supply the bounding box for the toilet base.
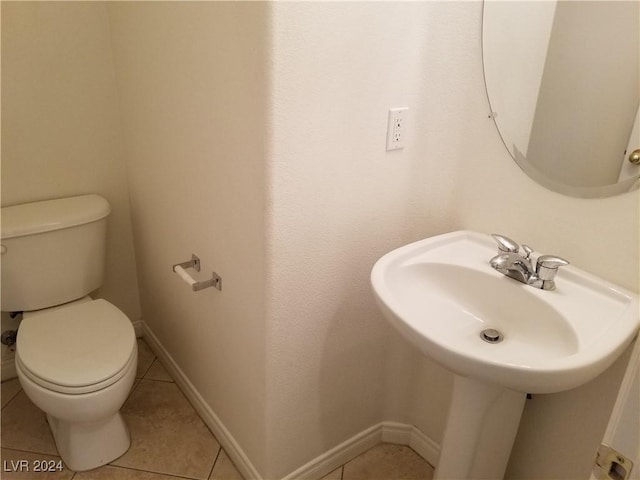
[48,412,131,471]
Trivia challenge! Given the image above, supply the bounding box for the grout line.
[142,357,160,379]
[1,383,23,411]
[1,447,58,455]
[106,464,204,479]
[141,356,176,383]
[123,377,143,405]
[207,445,223,480]
[137,343,158,379]
[142,373,176,384]
[1,445,60,458]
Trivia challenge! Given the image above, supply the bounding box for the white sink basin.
[371,230,639,394]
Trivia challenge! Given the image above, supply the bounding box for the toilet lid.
[17,299,135,389]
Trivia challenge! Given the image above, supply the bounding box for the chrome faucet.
[489,234,569,290]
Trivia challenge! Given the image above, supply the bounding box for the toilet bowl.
[16,298,137,471]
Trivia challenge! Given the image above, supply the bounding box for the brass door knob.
[629,149,640,165]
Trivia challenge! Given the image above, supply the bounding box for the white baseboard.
[284,422,439,480]
[380,422,440,467]
[282,424,383,480]
[132,319,144,338]
[141,322,439,480]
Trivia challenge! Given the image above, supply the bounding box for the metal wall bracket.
[172,254,222,292]
[173,254,201,273]
[192,272,222,292]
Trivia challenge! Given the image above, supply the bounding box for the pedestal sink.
[371,231,638,479]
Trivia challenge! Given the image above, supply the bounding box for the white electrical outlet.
[386,107,408,151]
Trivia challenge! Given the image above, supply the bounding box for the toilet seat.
[16,347,136,395]
[17,299,136,395]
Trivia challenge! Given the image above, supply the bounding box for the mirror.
[482,1,639,198]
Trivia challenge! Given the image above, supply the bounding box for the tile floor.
[1,339,433,480]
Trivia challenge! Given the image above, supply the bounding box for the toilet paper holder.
[172,254,222,292]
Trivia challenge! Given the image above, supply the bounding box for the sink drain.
[480,328,504,344]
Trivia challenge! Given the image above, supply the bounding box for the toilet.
[1,194,138,471]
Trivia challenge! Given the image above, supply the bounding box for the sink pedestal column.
[435,374,526,480]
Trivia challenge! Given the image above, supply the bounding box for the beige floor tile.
[1,448,73,480]
[135,339,156,378]
[1,391,58,456]
[209,449,244,480]
[343,444,434,480]
[2,378,22,409]
[112,379,219,479]
[143,359,173,382]
[74,465,181,479]
[319,467,343,480]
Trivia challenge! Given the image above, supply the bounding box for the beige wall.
[265,2,479,477]
[107,2,269,474]
[1,2,141,321]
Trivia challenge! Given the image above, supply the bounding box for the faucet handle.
[491,234,519,253]
[537,255,569,270]
[536,255,569,288]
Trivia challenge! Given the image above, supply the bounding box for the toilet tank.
[1,195,111,312]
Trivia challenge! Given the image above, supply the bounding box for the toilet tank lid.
[1,195,111,240]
